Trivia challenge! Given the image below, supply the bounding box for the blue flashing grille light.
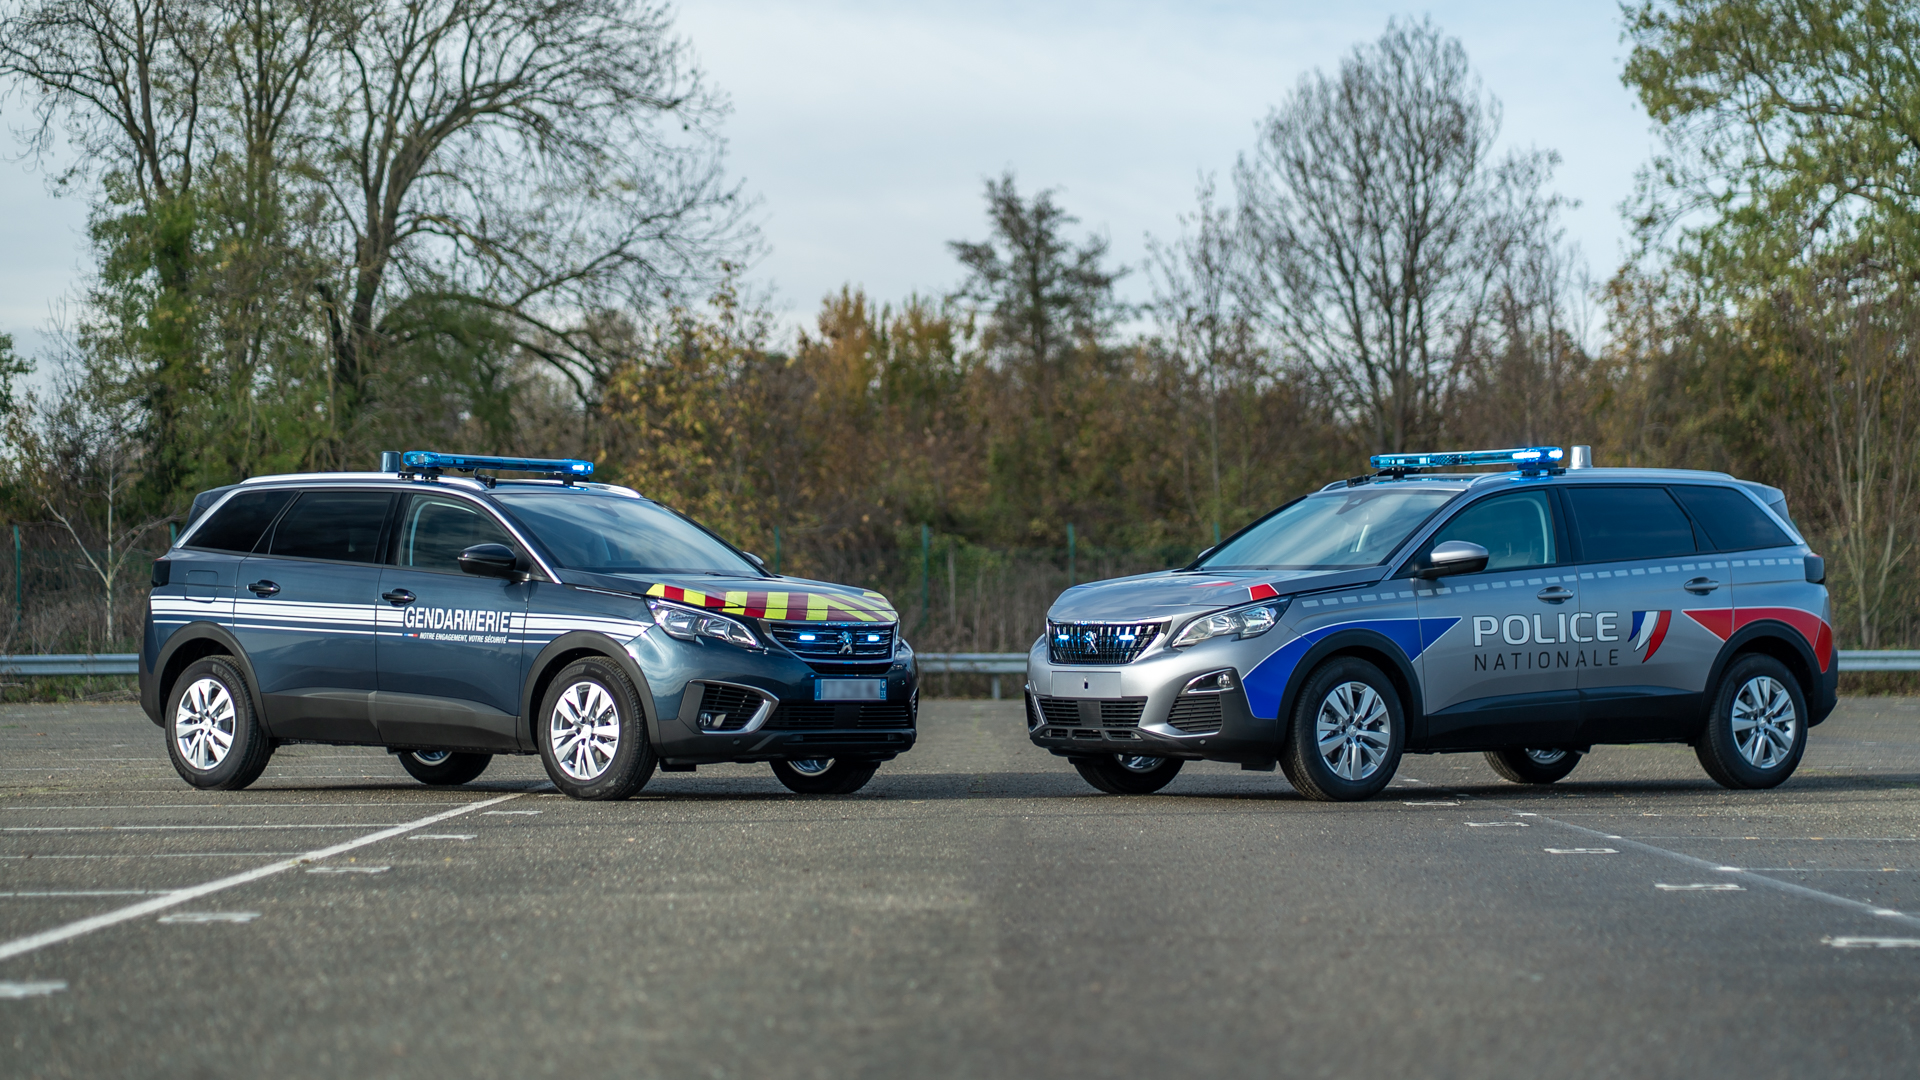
[401,451,594,477]
[1369,446,1564,474]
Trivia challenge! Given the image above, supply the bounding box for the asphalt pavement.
[2,696,1918,1079]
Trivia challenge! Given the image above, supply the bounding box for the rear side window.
[1566,486,1697,563]
[186,490,294,553]
[1425,491,1557,571]
[264,491,394,564]
[1671,485,1793,552]
[397,496,517,573]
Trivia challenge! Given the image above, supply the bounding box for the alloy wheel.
[1730,675,1798,769]
[1314,680,1392,782]
[549,681,622,781]
[173,677,237,771]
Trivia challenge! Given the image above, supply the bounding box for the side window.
[1670,485,1793,551]
[186,490,294,553]
[265,491,394,564]
[1566,486,1697,563]
[397,496,517,573]
[1424,491,1556,571]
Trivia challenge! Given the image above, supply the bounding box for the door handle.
[1684,577,1720,595]
[382,589,416,606]
[246,580,280,597]
[1536,586,1573,603]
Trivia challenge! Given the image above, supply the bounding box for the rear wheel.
[1280,657,1404,802]
[1696,654,1806,789]
[771,757,880,794]
[397,750,492,786]
[164,657,273,791]
[1072,754,1183,795]
[1485,747,1582,785]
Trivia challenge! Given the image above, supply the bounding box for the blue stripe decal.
[1243,617,1459,718]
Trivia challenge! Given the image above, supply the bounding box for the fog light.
[1182,669,1237,695]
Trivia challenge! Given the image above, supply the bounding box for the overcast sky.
[0,0,1654,373]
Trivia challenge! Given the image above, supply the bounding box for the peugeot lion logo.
[837,630,855,655]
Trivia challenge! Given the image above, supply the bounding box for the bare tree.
[1235,17,1562,452]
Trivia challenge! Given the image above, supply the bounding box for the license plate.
[816,679,886,701]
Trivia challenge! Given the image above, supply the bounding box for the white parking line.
[157,912,259,924]
[0,891,172,898]
[1466,822,1529,828]
[408,834,475,841]
[1655,883,1744,892]
[1546,848,1619,854]
[4,824,404,832]
[1824,937,1920,949]
[0,981,65,998]
[0,791,525,963]
[306,866,389,874]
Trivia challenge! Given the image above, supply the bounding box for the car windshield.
[1199,487,1460,571]
[492,491,760,576]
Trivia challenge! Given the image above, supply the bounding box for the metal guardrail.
[0,654,140,676]
[4,649,1919,685]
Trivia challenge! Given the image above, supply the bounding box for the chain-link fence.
[1,522,169,656]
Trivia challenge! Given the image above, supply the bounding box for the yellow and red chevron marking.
[644,583,898,623]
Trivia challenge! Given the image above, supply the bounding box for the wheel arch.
[520,631,662,751]
[1267,629,1425,742]
[149,625,267,729]
[1706,622,1824,731]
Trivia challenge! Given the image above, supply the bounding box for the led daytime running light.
[646,598,761,649]
[1170,600,1286,648]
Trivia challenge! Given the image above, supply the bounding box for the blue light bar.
[400,451,594,477]
[1368,446,1564,471]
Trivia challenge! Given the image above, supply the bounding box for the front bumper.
[1023,639,1282,763]
[633,631,919,764]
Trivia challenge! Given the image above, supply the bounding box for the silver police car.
[1026,446,1835,800]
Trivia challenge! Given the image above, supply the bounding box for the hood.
[1046,566,1389,624]
[565,569,899,624]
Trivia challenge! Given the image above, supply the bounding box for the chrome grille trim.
[1047,621,1161,665]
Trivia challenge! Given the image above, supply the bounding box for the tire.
[536,657,656,800]
[397,750,492,786]
[1279,656,1404,802]
[1071,754,1184,795]
[1485,747,1582,785]
[1695,654,1807,790]
[770,757,881,795]
[164,656,273,791]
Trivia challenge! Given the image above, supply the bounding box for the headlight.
[646,598,762,649]
[1170,600,1286,648]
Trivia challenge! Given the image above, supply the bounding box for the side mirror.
[1415,540,1489,580]
[458,542,521,580]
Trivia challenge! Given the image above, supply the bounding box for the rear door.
[373,492,532,752]
[1564,485,1728,742]
[1412,488,1579,748]
[1672,484,1831,667]
[233,489,396,743]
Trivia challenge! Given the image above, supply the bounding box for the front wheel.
[165,657,273,791]
[536,658,656,800]
[1072,754,1183,795]
[1280,656,1404,802]
[1485,747,1582,785]
[1695,655,1806,789]
[397,750,492,786]
[771,757,880,795]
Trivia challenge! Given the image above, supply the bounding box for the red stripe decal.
[1684,609,1733,641]
[1686,606,1834,673]
[1249,583,1278,602]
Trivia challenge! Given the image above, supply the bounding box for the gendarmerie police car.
[141,452,918,799]
[1027,446,1834,800]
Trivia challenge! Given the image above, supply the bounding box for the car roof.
[231,472,648,499]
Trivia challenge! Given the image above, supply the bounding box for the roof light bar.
[400,451,594,477]
[1368,446,1564,473]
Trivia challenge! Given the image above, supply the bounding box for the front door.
[1564,485,1730,742]
[1413,488,1580,748]
[374,493,531,752]
[232,489,396,743]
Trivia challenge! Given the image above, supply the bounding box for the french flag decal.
[1630,610,1672,662]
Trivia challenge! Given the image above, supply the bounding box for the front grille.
[767,700,915,730]
[1048,622,1160,665]
[1035,695,1081,728]
[1167,695,1224,734]
[694,683,763,731]
[770,622,896,674]
[1030,695,1146,729]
